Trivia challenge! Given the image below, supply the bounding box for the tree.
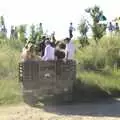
[18,24,27,43]
[38,23,43,35]
[35,23,44,42]
[29,23,44,44]
[29,24,36,43]
[14,26,18,40]
[78,18,89,47]
[0,16,7,39]
[85,5,107,44]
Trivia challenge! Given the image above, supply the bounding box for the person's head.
[45,39,50,45]
[58,42,66,49]
[109,22,112,25]
[64,37,71,44]
[46,37,50,41]
[40,23,42,26]
[116,22,118,26]
[15,26,17,30]
[70,22,72,25]
[42,35,46,41]
[47,36,51,41]
[52,31,55,35]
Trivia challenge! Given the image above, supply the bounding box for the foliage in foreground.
[0,40,23,105]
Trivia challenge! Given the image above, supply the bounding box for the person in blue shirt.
[69,22,75,39]
[108,22,114,32]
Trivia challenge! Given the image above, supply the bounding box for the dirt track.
[0,99,120,120]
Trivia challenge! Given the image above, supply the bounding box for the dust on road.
[0,100,120,120]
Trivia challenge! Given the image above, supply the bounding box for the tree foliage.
[85,5,107,43]
[35,23,44,42]
[17,25,27,43]
[78,19,89,47]
[29,23,44,44]
[29,24,36,43]
[0,16,7,39]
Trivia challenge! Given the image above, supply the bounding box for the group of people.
[20,22,76,62]
[108,22,120,33]
[20,35,76,62]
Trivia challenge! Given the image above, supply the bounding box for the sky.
[0,0,120,39]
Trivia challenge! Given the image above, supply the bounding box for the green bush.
[0,39,23,105]
[75,36,120,71]
[0,40,23,80]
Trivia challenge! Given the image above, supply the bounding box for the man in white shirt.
[64,38,76,60]
[42,39,55,61]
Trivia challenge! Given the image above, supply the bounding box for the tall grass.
[0,39,24,80]
[75,36,120,70]
[0,39,24,105]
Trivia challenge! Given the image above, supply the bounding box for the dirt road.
[0,99,120,120]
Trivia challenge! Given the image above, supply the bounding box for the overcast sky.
[0,0,120,39]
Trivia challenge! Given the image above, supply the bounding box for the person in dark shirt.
[10,26,15,40]
[14,27,18,40]
[50,31,56,48]
[39,36,46,57]
[55,42,66,60]
[115,22,120,36]
[115,22,119,32]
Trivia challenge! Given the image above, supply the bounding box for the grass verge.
[0,80,22,105]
